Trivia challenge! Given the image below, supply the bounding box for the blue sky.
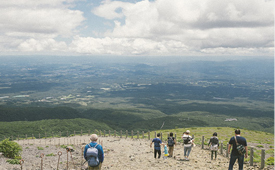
[0,0,273,59]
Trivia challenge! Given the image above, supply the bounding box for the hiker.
[83,134,104,170]
[150,133,164,159]
[181,130,194,161]
[228,129,248,170]
[167,132,176,157]
[208,132,219,160]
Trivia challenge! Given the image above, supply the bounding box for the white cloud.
[84,0,274,56]
[18,38,67,52]
[0,0,84,52]
[0,0,273,57]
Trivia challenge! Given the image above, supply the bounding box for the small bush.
[6,159,20,164]
[37,147,44,150]
[46,153,55,156]
[60,145,67,149]
[266,157,274,165]
[266,149,274,155]
[14,156,22,160]
[0,139,22,159]
[256,145,264,148]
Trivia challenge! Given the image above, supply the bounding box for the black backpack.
[168,137,175,146]
[183,136,190,144]
[212,137,219,144]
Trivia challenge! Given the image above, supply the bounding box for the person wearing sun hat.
[181,130,194,161]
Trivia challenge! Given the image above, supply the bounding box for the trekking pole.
[82,160,87,166]
[40,153,44,170]
[57,151,62,170]
[20,159,24,170]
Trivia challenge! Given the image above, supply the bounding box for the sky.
[0,0,274,59]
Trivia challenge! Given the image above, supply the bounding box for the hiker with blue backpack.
[84,134,104,170]
[167,132,176,157]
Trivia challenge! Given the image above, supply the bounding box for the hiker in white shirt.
[181,130,194,161]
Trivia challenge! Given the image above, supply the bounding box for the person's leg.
[215,151,217,159]
[186,146,192,157]
[170,146,174,157]
[184,146,187,157]
[228,154,237,170]
[211,151,214,160]
[154,149,157,158]
[168,146,174,157]
[157,150,161,159]
[237,155,244,170]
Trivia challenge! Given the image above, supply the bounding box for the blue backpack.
[86,144,99,167]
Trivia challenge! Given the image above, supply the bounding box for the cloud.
[71,0,273,56]
[0,0,84,52]
[0,0,273,57]
[18,38,67,52]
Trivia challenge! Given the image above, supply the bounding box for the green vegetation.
[0,139,22,159]
[266,157,274,165]
[0,106,80,122]
[0,60,273,138]
[0,118,112,140]
[37,147,44,150]
[6,159,21,165]
[46,153,55,156]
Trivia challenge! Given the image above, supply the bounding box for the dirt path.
[0,136,273,170]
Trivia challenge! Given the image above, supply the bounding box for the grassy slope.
[150,127,274,164]
[151,127,274,145]
[0,118,112,140]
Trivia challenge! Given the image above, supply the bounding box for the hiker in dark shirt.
[228,129,248,170]
[167,132,176,157]
[150,133,164,158]
[208,132,219,160]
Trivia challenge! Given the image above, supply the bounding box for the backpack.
[86,143,99,167]
[183,136,190,144]
[211,137,219,145]
[210,137,219,151]
[168,137,175,146]
[234,136,246,155]
[210,144,219,151]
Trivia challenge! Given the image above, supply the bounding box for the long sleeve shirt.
[83,142,104,163]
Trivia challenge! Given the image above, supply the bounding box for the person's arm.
[174,138,176,146]
[83,145,88,160]
[98,145,104,163]
[191,136,194,143]
[228,144,232,155]
[150,142,153,148]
